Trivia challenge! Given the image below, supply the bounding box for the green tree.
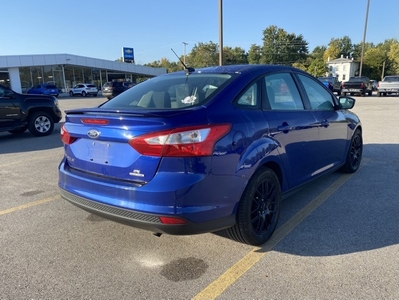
[385,39,399,76]
[324,37,354,61]
[307,59,328,77]
[260,25,308,65]
[323,40,340,62]
[311,46,327,60]
[223,46,248,65]
[247,44,262,64]
[187,41,219,68]
[144,58,180,73]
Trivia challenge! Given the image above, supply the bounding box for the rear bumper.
[58,160,244,235]
[378,88,399,93]
[59,188,235,235]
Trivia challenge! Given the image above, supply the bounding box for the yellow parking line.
[193,158,370,300]
[0,195,60,216]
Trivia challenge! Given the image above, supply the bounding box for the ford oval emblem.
[87,129,100,138]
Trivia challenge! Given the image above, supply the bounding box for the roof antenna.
[171,48,195,74]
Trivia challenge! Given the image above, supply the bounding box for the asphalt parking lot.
[0,94,398,299]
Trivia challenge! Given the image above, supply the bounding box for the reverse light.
[60,125,77,145]
[129,124,231,157]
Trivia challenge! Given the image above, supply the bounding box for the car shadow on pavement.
[0,122,64,154]
[217,143,399,256]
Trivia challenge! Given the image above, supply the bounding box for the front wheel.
[82,91,87,97]
[226,167,281,246]
[340,129,363,173]
[28,112,54,136]
[69,91,74,97]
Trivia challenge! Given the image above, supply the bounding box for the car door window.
[263,73,304,110]
[298,74,335,111]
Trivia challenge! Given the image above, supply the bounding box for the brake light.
[129,124,231,157]
[60,125,77,145]
[81,118,109,125]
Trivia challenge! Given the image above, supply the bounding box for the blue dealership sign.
[122,47,134,63]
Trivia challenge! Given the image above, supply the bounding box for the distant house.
[326,55,360,82]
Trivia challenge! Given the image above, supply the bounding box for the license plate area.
[88,141,113,164]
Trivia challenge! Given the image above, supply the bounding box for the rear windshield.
[46,85,57,89]
[87,84,96,88]
[99,73,234,110]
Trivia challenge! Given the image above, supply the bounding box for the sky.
[2,0,398,65]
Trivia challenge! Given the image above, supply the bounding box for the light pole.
[182,42,188,65]
[359,0,370,77]
[219,0,223,66]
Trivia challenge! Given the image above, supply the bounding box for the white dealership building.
[0,53,166,93]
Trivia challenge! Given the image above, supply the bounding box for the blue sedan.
[58,65,362,246]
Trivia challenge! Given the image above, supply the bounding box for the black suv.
[102,81,134,99]
[0,84,62,136]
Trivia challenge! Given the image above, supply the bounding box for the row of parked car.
[26,81,136,99]
[317,76,381,97]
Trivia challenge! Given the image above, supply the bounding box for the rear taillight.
[60,125,77,145]
[360,82,364,88]
[129,124,231,157]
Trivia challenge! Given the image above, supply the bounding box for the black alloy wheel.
[226,167,281,246]
[340,129,363,173]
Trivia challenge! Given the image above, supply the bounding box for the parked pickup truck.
[0,84,62,136]
[377,75,399,97]
[341,76,373,96]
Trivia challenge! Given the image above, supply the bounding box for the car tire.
[82,91,87,97]
[340,128,363,174]
[28,111,54,137]
[69,91,74,97]
[226,167,281,246]
[8,125,28,134]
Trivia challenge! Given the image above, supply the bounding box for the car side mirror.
[338,96,355,109]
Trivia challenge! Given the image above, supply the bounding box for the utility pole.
[219,0,223,66]
[359,0,370,77]
[182,42,188,65]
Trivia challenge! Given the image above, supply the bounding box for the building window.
[343,74,346,81]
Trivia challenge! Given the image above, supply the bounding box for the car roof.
[167,64,303,76]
